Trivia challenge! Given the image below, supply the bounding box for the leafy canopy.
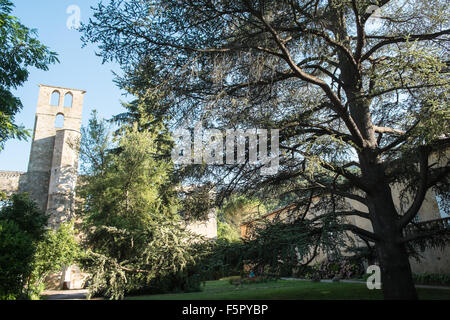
[0,0,58,150]
[0,194,79,300]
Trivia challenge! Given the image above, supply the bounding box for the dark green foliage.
[192,210,354,282]
[0,194,80,300]
[292,265,317,279]
[0,193,48,241]
[0,0,58,150]
[194,240,246,281]
[412,273,450,286]
[179,184,216,222]
[0,219,34,299]
[345,244,377,266]
[243,216,348,274]
[0,194,47,299]
[78,113,202,300]
[405,217,450,258]
[127,270,202,296]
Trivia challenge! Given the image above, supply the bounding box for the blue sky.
[0,0,127,172]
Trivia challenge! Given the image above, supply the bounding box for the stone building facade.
[0,85,86,290]
[0,85,85,227]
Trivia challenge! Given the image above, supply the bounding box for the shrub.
[0,194,81,300]
[240,275,279,285]
[30,222,81,297]
[292,265,316,278]
[316,257,365,280]
[0,220,35,300]
[413,273,450,286]
[0,194,48,241]
[226,276,242,285]
[278,263,297,277]
[126,270,203,296]
[194,240,245,281]
[227,274,279,286]
[0,194,48,300]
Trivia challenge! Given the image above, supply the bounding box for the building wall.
[241,175,450,274]
[46,129,81,226]
[0,171,26,196]
[346,187,450,274]
[25,85,85,224]
[185,208,218,240]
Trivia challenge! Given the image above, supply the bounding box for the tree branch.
[398,146,430,228]
[374,126,405,135]
[242,0,366,148]
[351,0,365,61]
[379,119,421,153]
[400,227,450,244]
[309,209,371,223]
[362,29,450,61]
[342,224,380,242]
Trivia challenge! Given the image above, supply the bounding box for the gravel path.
[41,289,89,300]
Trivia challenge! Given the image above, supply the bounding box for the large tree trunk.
[376,238,417,300]
[340,33,418,299]
[349,137,418,299]
[368,179,418,300]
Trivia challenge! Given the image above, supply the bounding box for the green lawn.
[126,279,450,300]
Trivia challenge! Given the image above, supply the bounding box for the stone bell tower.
[24,85,85,227]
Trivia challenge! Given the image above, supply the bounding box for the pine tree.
[78,113,198,300]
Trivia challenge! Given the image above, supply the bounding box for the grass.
[126,279,450,300]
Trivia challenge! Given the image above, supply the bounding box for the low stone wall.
[185,209,218,240]
[0,171,26,196]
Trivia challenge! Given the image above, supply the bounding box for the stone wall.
[410,246,450,274]
[19,171,51,212]
[26,85,85,226]
[185,209,218,240]
[46,129,80,226]
[0,171,26,196]
[241,177,450,275]
[348,187,450,274]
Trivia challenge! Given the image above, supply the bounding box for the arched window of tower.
[64,92,73,108]
[51,90,60,106]
[55,114,65,129]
